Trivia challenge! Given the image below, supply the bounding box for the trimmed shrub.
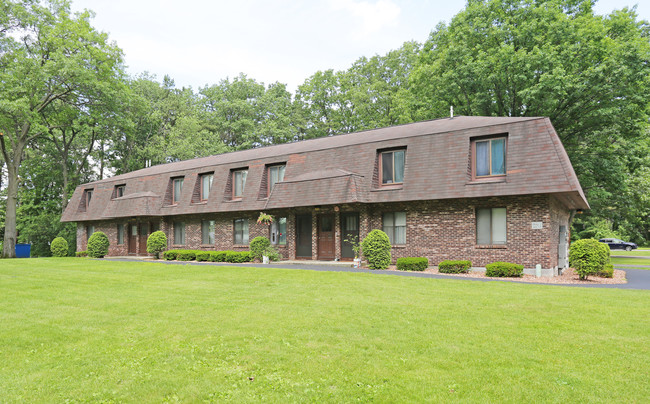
[396,257,429,271]
[569,238,610,280]
[250,236,271,261]
[75,250,88,257]
[485,262,524,277]
[209,251,228,262]
[147,231,167,259]
[361,229,391,269]
[597,263,614,278]
[177,250,196,261]
[164,250,180,260]
[438,260,472,274]
[196,251,211,262]
[226,251,251,263]
[50,237,69,257]
[87,231,109,258]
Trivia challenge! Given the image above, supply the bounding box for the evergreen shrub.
[485,262,524,277]
[87,231,109,258]
[396,257,429,271]
[50,237,69,257]
[438,260,472,273]
[147,231,167,259]
[569,239,610,280]
[361,229,391,269]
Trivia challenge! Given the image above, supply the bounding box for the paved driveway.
[105,258,650,290]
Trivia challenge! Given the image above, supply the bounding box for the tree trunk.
[61,162,69,213]
[2,153,21,258]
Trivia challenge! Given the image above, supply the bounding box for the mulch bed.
[384,266,627,284]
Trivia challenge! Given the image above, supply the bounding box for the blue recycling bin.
[15,244,31,258]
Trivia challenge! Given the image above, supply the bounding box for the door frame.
[340,212,360,261]
[295,214,312,259]
[317,214,335,260]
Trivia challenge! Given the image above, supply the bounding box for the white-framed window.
[200,173,213,201]
[202,219,215,244]
[172,177,184,204]
[268,165,286,194]
[233,170,248,198]
[383,212,406,245]
[173,221,185,245]
[234,218,249,245]
[476,207,507,244]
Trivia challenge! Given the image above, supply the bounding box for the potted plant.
[344,234,362,268]
[257,212,274,226]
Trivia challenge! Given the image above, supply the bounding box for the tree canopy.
[1,0,649,256]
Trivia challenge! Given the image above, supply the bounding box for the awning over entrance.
[264,169,365,209]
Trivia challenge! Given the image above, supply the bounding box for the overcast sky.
[70,0,649,92]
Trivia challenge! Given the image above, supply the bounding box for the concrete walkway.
[104,258,650,290]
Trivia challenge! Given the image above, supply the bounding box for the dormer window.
[268,164,285,195]
[233,169,248,199]
[172,177,184,204]
[380,149,405,185]
[473,137,506,178]
[85,189,93,206]
[114,185,125,198]
[200,173,213,202]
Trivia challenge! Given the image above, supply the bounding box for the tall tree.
[0,0,125,257]
[410,0,650,239]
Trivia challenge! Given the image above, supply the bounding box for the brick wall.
[76,193,571,270]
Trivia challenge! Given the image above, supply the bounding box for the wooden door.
[318,214,335,260]
[295,214,312,258]
[340,212,359,260]
[128,224,138,254]
[138,223,149,255]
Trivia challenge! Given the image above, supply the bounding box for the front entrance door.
[128,224,138,255]
[341,212,359,260]
[296,214,312,259]
[318,214,335,260]
[138,222,149,255]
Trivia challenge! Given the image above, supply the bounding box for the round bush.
[250,236,271,261]
[87,231,109,258]
[569,238,610,280]
[147,231,167,259]
[361,229,391,269]
[50,237,69,257]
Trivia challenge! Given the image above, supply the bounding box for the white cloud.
[329,0,401,37]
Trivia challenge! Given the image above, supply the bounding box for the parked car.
[599,238,638,251]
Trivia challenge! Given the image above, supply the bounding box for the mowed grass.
[611,256,650,267]
[611,249,650,257]
[1,259,648,402]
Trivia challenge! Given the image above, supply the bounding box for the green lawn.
[611,249,650,257]
[611,256,650,267]
[1,258,648,402]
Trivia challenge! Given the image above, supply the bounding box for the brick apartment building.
[61,116,588,275]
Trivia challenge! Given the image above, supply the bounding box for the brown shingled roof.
[62,116,589,223]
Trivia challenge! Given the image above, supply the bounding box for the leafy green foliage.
[146,231,167,259]
[87,232,109,258]
[209,251,228,262]
[361,230,391,269]
[598,263,614,278]
[569,239,610,280]
[164,250,179,260]
[176,250,196,261]
[75,251,88,257]
[396,257,428,271]
[263,246,281,262]
[196,251,211,262]
[250,236,271,261]
[485,262,524,278]
[50,237,69,257]
[225,251,251,263]
[438,260,472,274]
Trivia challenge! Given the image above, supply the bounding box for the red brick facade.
[78,193,572,271]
